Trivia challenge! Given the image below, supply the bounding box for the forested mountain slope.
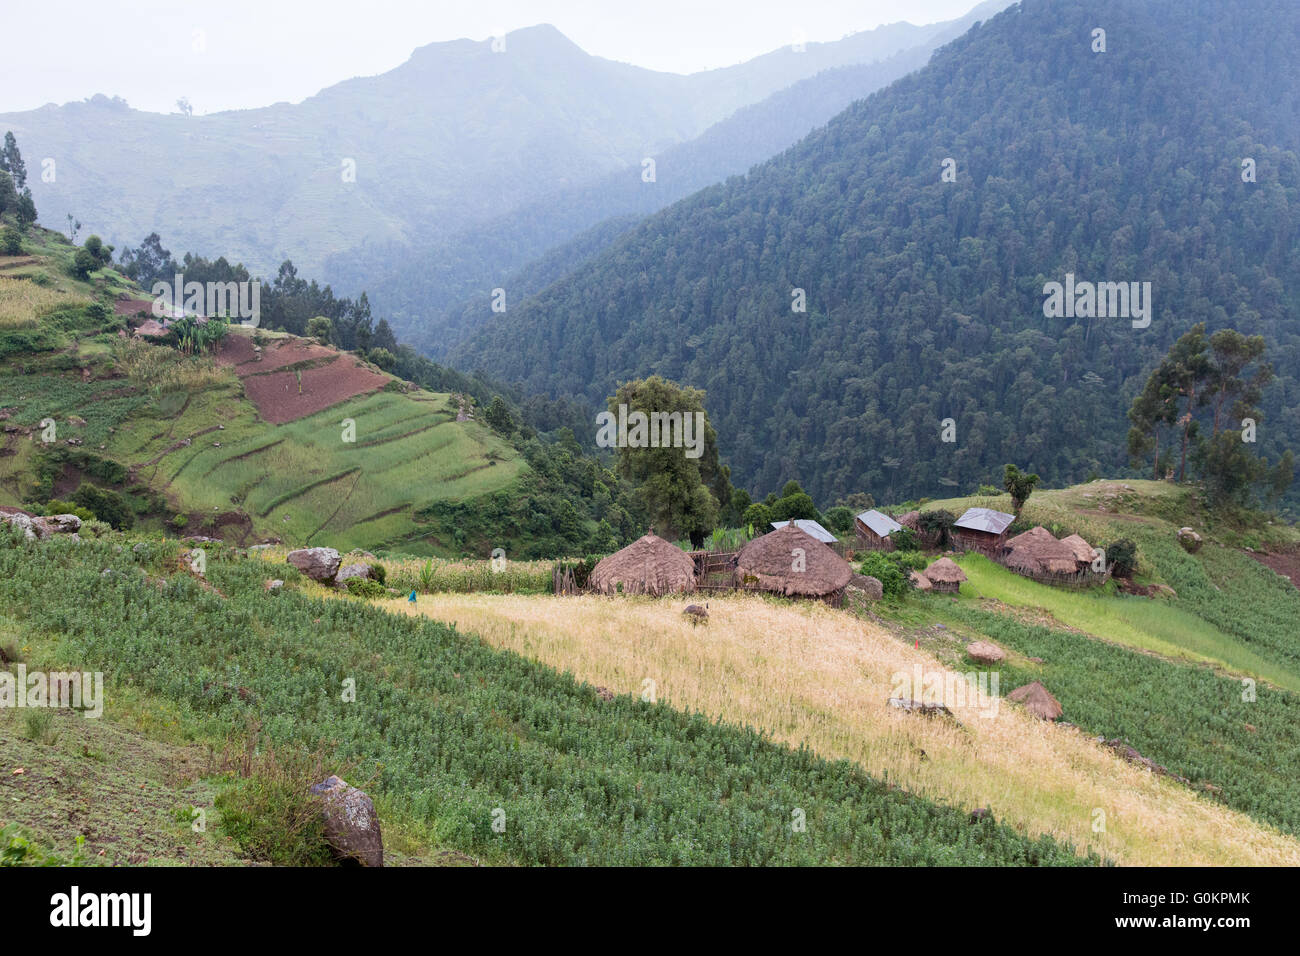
[454,0,1300,506]
[2,17,986,282]
[327,2,1013,348]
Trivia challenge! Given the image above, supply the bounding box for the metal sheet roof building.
[770,519,838,544]
[856,509,903,538]
[953,507,1016,535]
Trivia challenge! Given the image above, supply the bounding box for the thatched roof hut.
[735,523,851,598]
[588,533,696,596]
[1007,681,1063,720]
[909,570,933,591]
[1004,526,1079,575]
[922,557,967,593]
[1060,533,1097,566]
[897,510,922,531]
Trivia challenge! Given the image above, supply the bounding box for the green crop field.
[0,529,1096,866]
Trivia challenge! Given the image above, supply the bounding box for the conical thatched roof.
[923,556,967,584]
[735,523,851,597]
[1005,526,1079,575]
[897,510,922,531]
[909,569,933,591]
[1060,534,1096,564]
[588,533,696,596]
[1008,681,1063,720]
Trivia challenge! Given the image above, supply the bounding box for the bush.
[0,227,21,256]
[344,577,387,599]
[41,499,97,523]
[214,746,336,867]
[823,505,854,534]
[1106,538,1138,578]
[857,551,916,599]
[70,248,98,279]
[71,484,135,529]
[917,509,957,548]
[891,528,919,552]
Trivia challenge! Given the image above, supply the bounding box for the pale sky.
[3,0,981,115]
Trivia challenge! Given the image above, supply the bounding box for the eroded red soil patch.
[215,335,335,375]
[240,354,390,424]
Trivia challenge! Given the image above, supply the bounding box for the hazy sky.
[3,0,980,115]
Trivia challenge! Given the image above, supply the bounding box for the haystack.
[1004,526,1079,575]
[735,523,851,598]
[922,557,966,593]
[588,533,696,596]
[1007,681,1063,720]
[909,570,933,591]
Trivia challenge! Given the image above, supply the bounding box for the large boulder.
[287,547,341,583]
[43,514,82,535]
[335,563,375,586]
[309,775,383,867]
[3,512,38,540]
[1177,527,1203,554]
[849,573,884,601]
[966,641,1006,664]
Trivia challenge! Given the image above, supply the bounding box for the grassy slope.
[0,227,525,555]
[378,591,1299,865]
[0,531,1092,866]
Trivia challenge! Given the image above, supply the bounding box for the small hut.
[1004,526,1085,577]
[588,532,696,596]
[1008,681,1063,720]
[922,557,967,593]
[952,507,1015,554]
[735,523,851,603]
[854,509,903,551]
[1060,533,1098,569]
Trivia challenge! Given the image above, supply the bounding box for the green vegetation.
[0,528,1094,866]
[453,0,1300,514]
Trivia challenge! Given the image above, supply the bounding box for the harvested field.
[381,592,1300,866]
[215,334,336,374]
[238,354,390,423]
[1250,548,1300,588]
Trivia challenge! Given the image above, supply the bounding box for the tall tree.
[1,132,26,190]
[603,376,730,546]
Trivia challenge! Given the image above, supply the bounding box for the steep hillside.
[454,0,1300,506]
[2,18,984,281]
[327,2,1014,347]
[0,227,621,557]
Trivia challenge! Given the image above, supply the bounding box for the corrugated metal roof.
[855,509,903,537]
[954,507,1016,534]
[770,519,838,543]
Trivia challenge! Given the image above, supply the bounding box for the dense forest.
[453,0,1300,511]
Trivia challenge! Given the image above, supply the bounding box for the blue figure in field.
[408,590,417,603]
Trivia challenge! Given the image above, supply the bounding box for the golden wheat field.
[0,276,86,327]
[378,591,1300,867]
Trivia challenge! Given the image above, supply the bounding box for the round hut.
[922,557,967,593]
[735,523,851,602]
[588,532,696,596]
[1005,526,1083,577]
[1059,533,1098,569]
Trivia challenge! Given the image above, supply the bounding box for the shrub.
[891,528,919,552]
[0,227,20,256]
[70,248,97,279]
[917,509,957,548]
[42,499,96,523]
[823,505,854,534]
[344,577,387,599]
[1106,538,1138,577]
[214,746,336,867]
[71,484,135,529]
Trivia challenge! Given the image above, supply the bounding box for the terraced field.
[106,375,524,550]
